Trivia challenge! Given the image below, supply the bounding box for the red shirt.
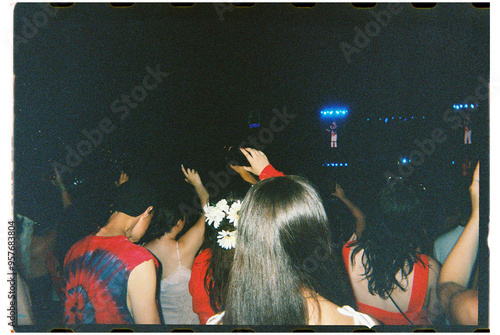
[63,235,158,324]
[259,164,285,180]
[188,248,214,324]
[342,241,430,325]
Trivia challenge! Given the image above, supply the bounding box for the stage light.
[399,117,402,119]
[471,104,474,108]
[423,116,425,119]
[465,104,468,108]
[452,161,455,164]
[367,118,370,121]
[340,163,343,166]
[404,118,407,121]
[335,163,338,166]
[345,163,348,166]
[385,118,388,123]
[412,116,414,119]
[379,118,382,121]
[402,158,407,164]
[460,104,463,108]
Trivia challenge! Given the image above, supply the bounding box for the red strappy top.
[342,241,431,325]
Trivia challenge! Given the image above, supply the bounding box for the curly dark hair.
[349,178,428,299]
[139,204,184,244]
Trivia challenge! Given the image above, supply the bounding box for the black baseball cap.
[112,179,157,217]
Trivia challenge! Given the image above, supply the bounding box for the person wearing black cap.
[62,179,161,324]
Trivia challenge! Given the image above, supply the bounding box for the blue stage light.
[402,158,407,164]
[379,118,382,121]
[412,116,414,119]
[460,104,463,108]
[423,116,425,119]
[452,161,455,164]
[335,163,339,166]
[465,104,468,108]
[385,118,388,123]
[340,163,343,166]
[404,118,407,121]
[345,163,348,166]
[367,118,370,121]
[471,104,474,108]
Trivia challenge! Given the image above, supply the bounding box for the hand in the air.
[240,148,270,176]
[114,171,129,187]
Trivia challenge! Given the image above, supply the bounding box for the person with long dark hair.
[207,154,376,326]
[342,177,442,325]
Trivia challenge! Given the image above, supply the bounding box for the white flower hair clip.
[203,199,241,249]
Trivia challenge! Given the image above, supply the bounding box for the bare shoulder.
[129,259,156,284]
[307,296,354,326]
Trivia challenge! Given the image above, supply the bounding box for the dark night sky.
[13,3,489,218]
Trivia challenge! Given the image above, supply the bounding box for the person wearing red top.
[189,248,214,324]
[188,148,284,324]
[63,179,160,325]
[340,178,442,325]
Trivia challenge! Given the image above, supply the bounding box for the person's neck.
[96,212,131,239]
[161,230,178,242]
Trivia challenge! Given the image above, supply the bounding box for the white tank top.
[159,241,198,324]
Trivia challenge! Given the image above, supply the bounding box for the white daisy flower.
[215,199,230,213]
[204,204,225,228]
[217,230,237,249]
[227,200,241,227]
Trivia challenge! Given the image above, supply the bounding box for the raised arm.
[437,162,479,325]
[178,165,208,251]
[52,167,72,209]
[240,148,284,179]
[128,259,161,324]
[439,162,479,286]
[332,183,366,238]
[230,164,258,185]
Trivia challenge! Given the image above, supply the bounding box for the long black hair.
[224,176,354,325]
[204,192,245,314]
[349,178,428,299]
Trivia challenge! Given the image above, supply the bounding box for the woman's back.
[146,238,199,324]
[343,236,441,325]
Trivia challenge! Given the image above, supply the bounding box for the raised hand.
[181,165,203,186]
[331,183,346,199]
[114,171,129,187]
[240,148,270,176]
[181,165,208,207]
